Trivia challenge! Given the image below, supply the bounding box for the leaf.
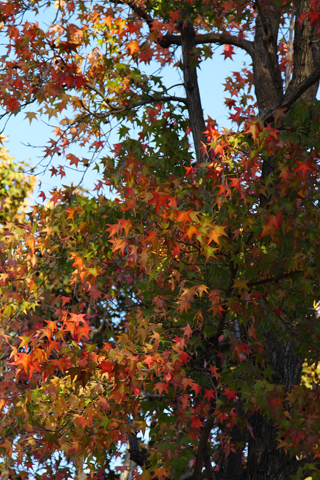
[24,111,37,124]
[208,225,228,245]
[204,389,216,401]
[243,121,261,141]
[222,44,235,60]
[233,279,249,290]
[148,192,171,213]
[222,388,237,402]
[292,159,317,178]
[127,40,140,55]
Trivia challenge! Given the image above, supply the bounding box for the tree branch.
[263,64,320,123]
[83,88,188,119]
[160,32,254,56]
[112,0,254,56]
[247,269,302,288]
[112,0,153,29]
[192,416,216,480]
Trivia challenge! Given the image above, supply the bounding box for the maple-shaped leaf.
[243,121,261,141]
[208,225,227,245]
[191,416,203,428]
[233,279,249,290]
[264,212,284,231]
[67,153,80,167]
[267,396,282,413]
[110,382,127,403]
[182,324,192,338]
[73,414,91,429]
[222,388,237,402]
[127,40,140,55]
[279,166,291,182]
[190,381,202,395]
[222,44,235,60]
[5,96,20,112]
[185,224,201,239]
[50,166,58,177]
[176,209,193,222]
[292,159,317,178]
[179,351,191,364]
[88,285,103,301]
[100,360,114,374]
[209,365,221,380]
[148,192,170,213]
[184,166,194,179]
[24,112,37,124]
[153,468,169,480]
[273,107,287,124]
[154,382,169,395]
[229,177,242,192]
[264,124,280,140]
[145,230,157,245]
[204,389,216,401]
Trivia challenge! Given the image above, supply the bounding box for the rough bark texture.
[245,2,319,479]
[286,0,320,100]
[246,338,303,480]
[135,1,320,478]
[180,21,207,164]
[252,5,282,114]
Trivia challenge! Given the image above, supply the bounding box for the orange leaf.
[208,225,227,245]
[127,40,140,55]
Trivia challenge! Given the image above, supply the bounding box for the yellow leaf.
[208,225,228,245]
[233,279,249,290]
[24,111,37,124]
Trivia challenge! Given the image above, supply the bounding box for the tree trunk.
[245,3,319,478]
[246,339,302,480]
[120,446,136,480]
[181,21,207,164]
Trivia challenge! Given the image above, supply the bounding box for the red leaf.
[243,121,261,141]
[222,44,235,60]
[222,388,237,402]
[182,324,192,338]
[292,159,317,178]
[204,389,216,401]
[209,365,221,380]
[148,192,170,213]
[154,382,169,395]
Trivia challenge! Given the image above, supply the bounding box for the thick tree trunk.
[286,0,320,101]
[252,4,282,114]
[246,3,319,479]
[246,339,302,480]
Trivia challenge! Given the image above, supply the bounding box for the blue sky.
[1,21,248,198]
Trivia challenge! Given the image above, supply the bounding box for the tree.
[0,136,36,479]
[0,1,320,479]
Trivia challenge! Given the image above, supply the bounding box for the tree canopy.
[0,1,320,479]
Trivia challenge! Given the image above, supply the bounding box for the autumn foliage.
[0,0,320,479]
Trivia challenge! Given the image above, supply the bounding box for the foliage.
[0,1,320,479]
[0,137,36,224]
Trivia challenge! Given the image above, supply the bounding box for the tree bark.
[181,21,207,164]
[252,3,282,114]
[286,0,320,101]
[246,339,302,480]
[245,2,319,479]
